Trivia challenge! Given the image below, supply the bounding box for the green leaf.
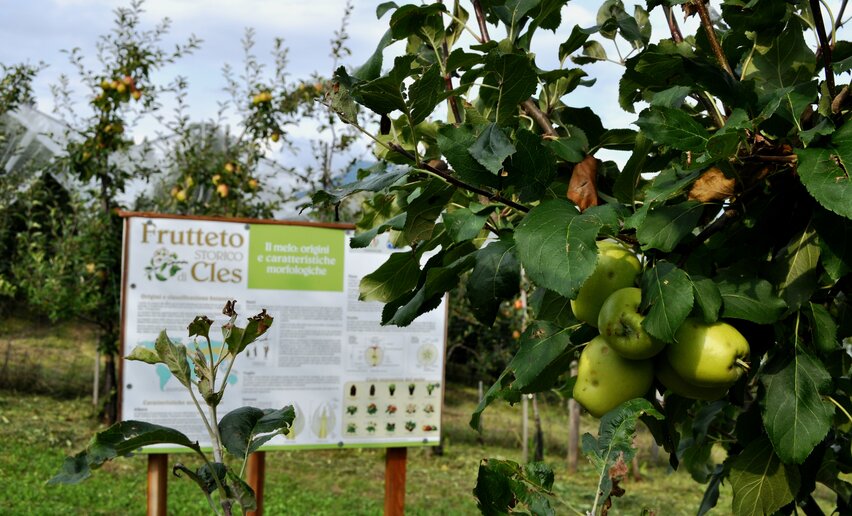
[470,322,581,430]
[716,275,787,324]
[187,315,213,340]
[635,106,710,152]
[505,128,557,202]
[388,3,446,40]
[691,276,722,323]
[125,346,160,364]
[467,237,520,325]
[795,121,852,220]
[400,180,454,244]
[479,52,538,125]
[761,353,834,464]
[383,245,476,327]
[544,130,588,164]
[223,309,274,357]
[583,399,664,513]
[408,64,445,125]
[50,421,201,484]
[352,55,416,115]
[613,132,653,204]
[219,405,295,458]
[813,207,852,280]
[514,200,602,299]
[529,288,576,327]
[572,41,607,64]
[312,164,409,205]
[729,438,800,516]
[741,20,816,124]
[774,224,820,312]
[359,251,420,303]
[639,262,694,343]
[350,213,406,248]
[227,469,257,512]
[559,25,590,60]
[443,207,490,243]
[154,330,192,389]
[437,124,500,188]
[474,459,556,516]
[636,200,703,252]
[807,302,838,353]
[353,29,396,81]
[469,123,516,175]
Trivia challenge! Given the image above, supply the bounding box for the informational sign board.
[119,213,446,452]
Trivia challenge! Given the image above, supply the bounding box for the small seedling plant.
[50,301,294,516]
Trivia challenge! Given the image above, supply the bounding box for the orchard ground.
[0,313,835,515]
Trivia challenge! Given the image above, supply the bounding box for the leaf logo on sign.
[145,247,187,281]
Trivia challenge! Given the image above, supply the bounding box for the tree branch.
[837,0,849,30]
[471,1,557,137]
[663,5,684,43]
[388,142,529,213]
[471,0,491,43]
[438,0,462,125]
[810,0,837,99]
[522,99,558,137]
[693,0,735,79]
[666,5,724,128]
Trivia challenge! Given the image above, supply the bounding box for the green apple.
[597,287,665,360]
[667,318,750,387]
[573,335,653,418]
[571,241,641,328]
[655,357,730,401]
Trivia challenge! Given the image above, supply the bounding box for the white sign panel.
[120,214,446,451]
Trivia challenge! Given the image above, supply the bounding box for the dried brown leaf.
[688,167,737,203]
[567,155,600,212]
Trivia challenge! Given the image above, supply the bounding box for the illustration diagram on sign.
[286,403,306,440]
[365,344,383,367]
[310,403,336,439]
[417,343,438,367]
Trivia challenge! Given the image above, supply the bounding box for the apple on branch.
[570,240,641,328]
[597,287,665,360]
[573,335,653,418]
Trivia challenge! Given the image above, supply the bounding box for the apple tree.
[315,0,852,513]
[20,0,200,422]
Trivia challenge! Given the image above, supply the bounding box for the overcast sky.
[1,0,847,169]
[0,1,622,133]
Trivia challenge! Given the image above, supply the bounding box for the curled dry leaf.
[688,167,737,203]
[567,155,600,212]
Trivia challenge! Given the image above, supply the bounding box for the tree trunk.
[101,343,118,424]
[532,394,544,461]
[567,361,580,474]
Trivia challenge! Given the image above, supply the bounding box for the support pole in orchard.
[147,454,168,516]
[384,447,407,516]
[567,361,580,474]
[246,452,266,516]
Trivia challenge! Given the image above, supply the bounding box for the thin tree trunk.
[521,394,529,463]
[567,361,580,474]
[532,394,544,461]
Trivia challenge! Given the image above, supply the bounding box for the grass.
[1,390,735,515]
[0,313,804,515]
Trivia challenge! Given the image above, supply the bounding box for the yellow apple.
[667,318,750,387]
[598,287,665,359]
[571,241,641,327]
[655,357,730,401]
[573,335,653,418]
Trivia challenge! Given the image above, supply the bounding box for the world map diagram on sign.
[136,340,239,391]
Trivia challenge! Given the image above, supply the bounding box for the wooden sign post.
[246,452,267,516]
[147,454,168,516]
[384,447,407,516]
